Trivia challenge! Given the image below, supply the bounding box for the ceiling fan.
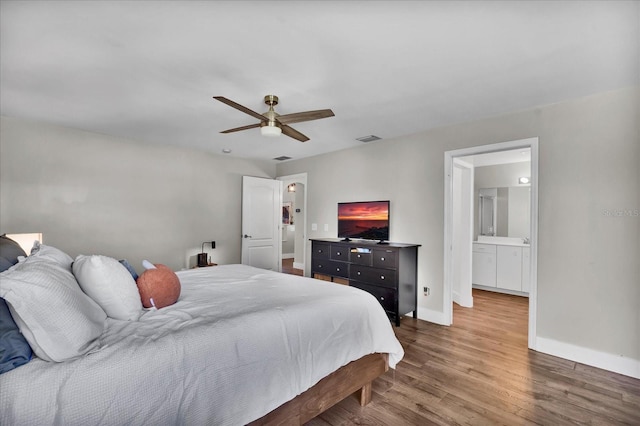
[213,95,334,142]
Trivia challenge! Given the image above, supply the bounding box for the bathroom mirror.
[477,186,530,238]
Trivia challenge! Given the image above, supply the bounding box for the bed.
[0,242,404,425]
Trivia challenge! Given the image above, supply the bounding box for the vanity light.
[518,177,530,184]
[287,183,296,192]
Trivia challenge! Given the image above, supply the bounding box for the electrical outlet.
[423,286,430,296]
[211,241,216,249]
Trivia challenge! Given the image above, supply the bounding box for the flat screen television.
[337,200,390,243]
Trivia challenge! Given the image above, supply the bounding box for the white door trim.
[444,137,539,350]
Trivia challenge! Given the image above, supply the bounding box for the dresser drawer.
[372,249,397,269]
[312,242,330,259]
[351,282,395,313]
[312,259,348,278]
[350,248,372,265]
[330,246,349,261]
[350,265,396,288]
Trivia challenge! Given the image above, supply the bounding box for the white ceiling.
[1,1,638,162]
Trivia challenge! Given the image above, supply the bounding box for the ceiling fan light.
[261,124,282,137]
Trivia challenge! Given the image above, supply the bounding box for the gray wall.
[508,186,531,238]
[0,116,276,272]
[276,87,640,363]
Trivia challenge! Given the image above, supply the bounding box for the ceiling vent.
[356,135,382,143]
[273,156,292,161]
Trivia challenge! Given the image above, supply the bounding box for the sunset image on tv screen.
[338,201,389,240]
[338,201,388,220]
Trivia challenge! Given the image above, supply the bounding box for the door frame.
[444,137,539,350]
[276,172,308,274]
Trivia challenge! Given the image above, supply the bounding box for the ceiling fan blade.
[213,96,267,122]
[281,125,309,142]
[220,123,261,134]
[276,109,335,125]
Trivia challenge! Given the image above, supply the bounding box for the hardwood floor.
[282,258,303,276]
[307,289,640,425]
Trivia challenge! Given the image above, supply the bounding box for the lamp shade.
[261,124,282,137]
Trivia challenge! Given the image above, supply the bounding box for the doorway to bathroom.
[444,137,539,350]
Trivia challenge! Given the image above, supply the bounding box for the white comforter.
[0,264,404,425]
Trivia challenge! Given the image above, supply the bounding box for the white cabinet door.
[472,251,497,287]
[521,247,531,293]
[497,246,522,291]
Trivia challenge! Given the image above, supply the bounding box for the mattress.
[0,264,404,425]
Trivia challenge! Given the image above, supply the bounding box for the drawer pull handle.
[318,265,322,268]
[380,275,385,280]
[381,257,385,261]
[357,271,361,275]
[336,268,340,272]
[318,249,323,253]
[357,254,361,258]
[337,252,341,255]
[380,297,385,301]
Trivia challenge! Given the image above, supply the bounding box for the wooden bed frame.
[249,353,389,425]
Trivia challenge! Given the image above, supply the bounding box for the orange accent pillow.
[136,264,181,309]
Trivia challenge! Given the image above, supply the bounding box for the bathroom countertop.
[475,236,530,247]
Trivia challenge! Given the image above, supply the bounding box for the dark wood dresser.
[310,238,420,326]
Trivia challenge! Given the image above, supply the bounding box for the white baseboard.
[414,307,449,326]
[407,312,639,379]
[536,336,640,379]
[473,284,529,298]
[282,253,294,259]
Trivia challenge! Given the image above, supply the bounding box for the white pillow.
[30,241,74,269]
[72,255,142,321]
[0,255,106,362]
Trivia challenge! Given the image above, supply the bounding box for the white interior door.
[241,176,282,271]
[452,158,474,308]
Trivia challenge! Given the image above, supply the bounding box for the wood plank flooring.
[306,289,640,425]
[282,258,303,276]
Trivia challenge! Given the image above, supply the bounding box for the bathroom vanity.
[472,236,530,296]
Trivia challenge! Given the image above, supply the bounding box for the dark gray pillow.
[0,257,13,272]
[0,234,27,267]
[119,259,139,281]
[0,299,33,374]
[0,235,33,374]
